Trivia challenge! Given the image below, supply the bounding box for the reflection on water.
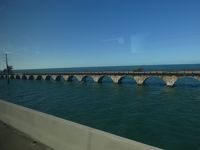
[0,78,200,150]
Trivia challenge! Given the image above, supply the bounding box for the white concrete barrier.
[0,99,161,150]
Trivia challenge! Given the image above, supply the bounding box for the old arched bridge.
[1,71,200,87]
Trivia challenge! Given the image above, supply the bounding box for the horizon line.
[13,63,200,71]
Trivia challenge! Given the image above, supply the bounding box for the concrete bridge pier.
[10,75,17,79]
[75,75,85,82]
[9,75,14,79]
[51,75,57,81]
[162,76,178,87]
[62,75,69,81]
[110,75,122,84]
[27,75,37,80]
[33,75,38,80]
[133,76,149,85]
[1,75,6,79]
[28,75,33,80]
[40,75,47,80]
[24,75,28,79]
[194,76,200,81]
[20,75,24,79]
[91,75,101,83]
[15,75,20,79]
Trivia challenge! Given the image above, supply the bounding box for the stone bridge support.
[194,76,200,81]
[62,75,69,81]
[162,76,178,87]
[110,75,122,83]
[14,75,17,79]
[28,75,31,79]
[20,75,23,79]
[25,75,29,79]
[13,75,17,79]
[40,75,47,80]
[15,75,21,79]
[22,75,27,80]
[133,76,149,85]
[9,75,15,79]
[27,75,37,80]
[51,75,57,80]
[90,75,101,83]
[0,75,6,79]
[33,75,38,80]
[74,75,85,82]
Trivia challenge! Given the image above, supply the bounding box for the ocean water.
[1,64,200,150]
[15,64,200,73]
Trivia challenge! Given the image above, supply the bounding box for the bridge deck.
[1,71,200,76]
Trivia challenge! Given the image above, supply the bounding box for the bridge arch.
[22,75,27,80]
[118,76,136,84]
[143,76,165,86]
[10,75,15,79]
[45,75,52,80]
[55,75,65,81]
[28,75,35,80]
[81,76,94,82]
[174,76,200,87]
[0,75,6,79]
[68,75,78,82]
[36,75,43,80]
[98,75,113,83]
[16,75,21,79]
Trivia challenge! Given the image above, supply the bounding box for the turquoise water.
[1,64,200,149]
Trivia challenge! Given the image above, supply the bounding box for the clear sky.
[0,0,200,69]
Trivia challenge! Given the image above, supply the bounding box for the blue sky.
[0,0,200,69]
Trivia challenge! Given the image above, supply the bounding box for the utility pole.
[5,53,10,84]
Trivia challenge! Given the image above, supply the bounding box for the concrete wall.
[0,99,161,150]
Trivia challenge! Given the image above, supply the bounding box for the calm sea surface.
[1,64,200,150]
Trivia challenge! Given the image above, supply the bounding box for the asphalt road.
[0,121,53,150]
